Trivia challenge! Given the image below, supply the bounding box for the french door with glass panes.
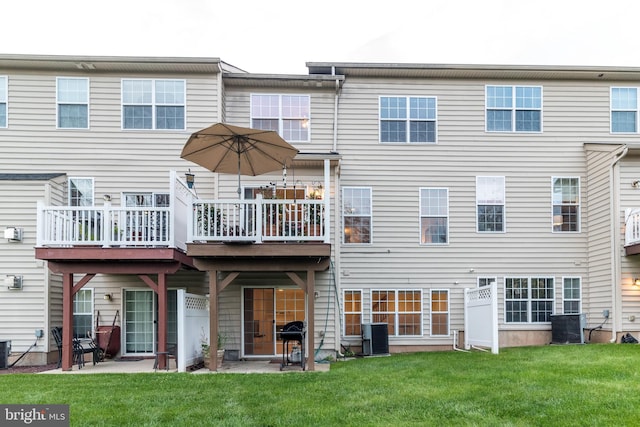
[123,289,177,355]
[242,287,305,357]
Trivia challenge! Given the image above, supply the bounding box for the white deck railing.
[36,196,327,248]
[625,208,640,247]
[190,197,326,243]
[36,202,173,248]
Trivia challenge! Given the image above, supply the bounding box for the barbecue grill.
[279,321,306,371]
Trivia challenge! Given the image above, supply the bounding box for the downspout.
[610,145,628,342]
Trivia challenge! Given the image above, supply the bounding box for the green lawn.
[1,344,639,426]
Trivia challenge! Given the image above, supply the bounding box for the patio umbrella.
[180,123,299,197]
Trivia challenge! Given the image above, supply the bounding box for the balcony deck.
[35,197,330,262]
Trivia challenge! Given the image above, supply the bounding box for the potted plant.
[201,330,227,369]
[216,331,228,369]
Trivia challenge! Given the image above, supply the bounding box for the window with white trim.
[430,289,449,336]
[57,77,88,129]
[343,290,362,336]
[477,176,505,232]
[122,79,185,130]
[343,187,372,244]
[69,177,94,206]
[563,277,581,314]
[0,76,6,128]
[552,177,580,232]
[73,288,93,338]
[372,290,422,336]
[478,277,497,288]
[505,277,554,323]
[486,85,542,132]
[611,87,638,133]
[420,188,448,244]
[380,96,437,143]
[251,94,310,142]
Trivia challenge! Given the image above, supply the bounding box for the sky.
[3,0,640,74]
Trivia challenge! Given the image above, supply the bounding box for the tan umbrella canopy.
[181,123,299,197]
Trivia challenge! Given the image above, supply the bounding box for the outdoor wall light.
[633,279,640,288]
[633,180,640,189]
[103,194,111,202]
[185,170,195,189]
[103,293,112,302]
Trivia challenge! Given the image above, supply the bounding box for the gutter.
[610,144,628,343]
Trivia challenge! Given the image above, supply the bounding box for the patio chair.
[51,327,102,369]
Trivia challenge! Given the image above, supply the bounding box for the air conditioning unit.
[5,275,23,290]
[550,314,586,344]
[0,340,10,369]
[362,323,389,356]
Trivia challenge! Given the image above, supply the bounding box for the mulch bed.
[0,363,58,374]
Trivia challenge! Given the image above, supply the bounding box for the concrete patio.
[38,358,331,374]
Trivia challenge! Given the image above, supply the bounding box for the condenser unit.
[361,323,389,356]
[550,314,586,344]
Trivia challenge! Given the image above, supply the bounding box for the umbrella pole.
[237,151,241,198]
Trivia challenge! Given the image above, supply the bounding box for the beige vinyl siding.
[586,144,624,330]
[336,77,605,339]
[1,72,220,200]
[0,179,50,352]
[619,154,640,331]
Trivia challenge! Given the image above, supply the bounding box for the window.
[251,94,310,142]
[552,177,580,232]
[0,76,6,128]
[343,187,372,244]
[73,289,93,338]
[611,87,638,133]
[343,290,362,336]
[486,85,542,132]
[505,277,554,323]
[563,277,581,314]
[380,96,437,143]
[57,77,88,129]
[420,188,448,244]
[478,277,497,288]
[122,79,185,130]
[477,176,505,232]
[69,178,94,206]
[431,290,449,336]
[372,290,422,336]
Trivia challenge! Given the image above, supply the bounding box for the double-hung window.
[122,79,185,130]
[0,76,6,128]
[69,177,94,207]
[505,277,554,323]
[611,87,638,133]
[343,290,362,336]
[57,77,89,129]
[73,288,93,338]
[380,96,437,143]
[430,290,449,336]
[372,290,422,336]
[476,176,505,232]
[486,85,542,132]
[343,187,372,244]
[251,94,310,142]
[420,188,448,244]
[552,177,580,232]
[478,277,497,288]
[563,277,581,314]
